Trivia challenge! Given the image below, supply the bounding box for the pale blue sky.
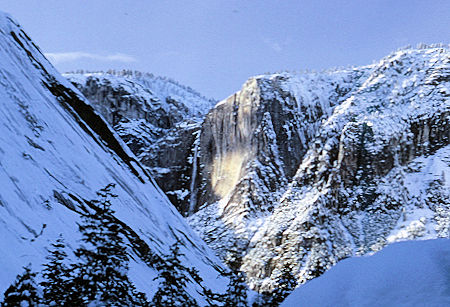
[3,0,449,99]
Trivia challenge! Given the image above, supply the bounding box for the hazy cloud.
[262,37,294,53]
[263,38,283,52]
[271,42,283,52]
[44,52,137,64]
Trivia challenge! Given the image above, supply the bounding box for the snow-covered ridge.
[189,45,449,291]
[0,11,227,302]
[66,71,216,120]
[63,43,448,297]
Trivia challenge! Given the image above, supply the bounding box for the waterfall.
[189,131,200,214]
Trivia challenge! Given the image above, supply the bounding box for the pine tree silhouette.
[151,240,200,306]
[223,258,248,307]
[271,262,298,306]
[252,291,275,307]
[68,183,147,306]
[2,265,40,307]
[40,235,72,306]
[252,262,297,307]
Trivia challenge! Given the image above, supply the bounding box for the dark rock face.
[66,46,449,293]
[138,122,201,213]
[71,74,185,129]
[194,72,359,216]
[67,73,214,213]
[190,46,450,291]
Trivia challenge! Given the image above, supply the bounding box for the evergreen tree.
[252,291,275,307]
[151,240,199,307]
[271,263,298,306]
[252,263,297,307]
[2,265,40,307]
[200,287,225,307]
[68,184,147,306]
[40,235,71,306]
[224,270,248,307]
[223,258,248,307]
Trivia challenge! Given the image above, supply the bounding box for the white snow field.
[282,239,450,307]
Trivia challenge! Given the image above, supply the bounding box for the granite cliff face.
[189,46,449,290]
[193,68,367,218]
[66,46,449,293]
[67,72,215,213]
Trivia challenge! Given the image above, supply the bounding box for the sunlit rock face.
[190,73,355,236]
[197,78,286,209]
[189,67,368,257]
[189,46,450,291]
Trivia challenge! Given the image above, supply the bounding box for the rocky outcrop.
[67,72,214,212]
[70,73,188,129]
[193,70,365,216]
[188,68,370,260]
[190,46,450,291]
[66,46,449,294]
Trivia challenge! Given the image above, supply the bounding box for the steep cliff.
[0,12,227,302]
[67,72,215,213]
[64,44,449,294]
[189,46,449,290]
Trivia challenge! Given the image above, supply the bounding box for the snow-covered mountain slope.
[0,12,227,302]
[60,41,448,297]
[281,239,450,307]
[65,71,215,213]
[241,143,450,290]
[188,45,449,290]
